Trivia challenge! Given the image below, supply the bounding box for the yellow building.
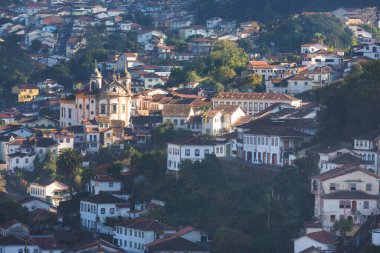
[12,84,39,102]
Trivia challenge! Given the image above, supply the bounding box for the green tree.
[42,151,57,179]
[334,218,353,241]
[215,228,253,253]
[185,71,201,83]
[312,32,326,44]
[213,66,236,84]
[57,148,83,197]
[242,74,262,89]
[127,147,142,167]
[31,39,42,53]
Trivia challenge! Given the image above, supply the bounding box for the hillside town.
[1,0,380,253]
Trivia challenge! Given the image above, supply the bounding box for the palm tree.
[57,148,82,197]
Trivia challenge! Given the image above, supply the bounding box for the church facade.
[60,63,132,128]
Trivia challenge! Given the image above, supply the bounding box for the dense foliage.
[316,60,380,144]
[194,0,380,22]
[167,40,248,88]
[258,15,353,52]
[134,155,318,253]
[0,36,33,107]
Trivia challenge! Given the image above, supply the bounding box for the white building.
[300,43,328,54]
[302,54,343,69]
[28,180,70,207]
[202,105,247,135]
[237,119,313,166]
[212,92,302,116]
[87,174,122,195]
[137,30,167,45]
[311,166,380,230]
[294,230,336,253]
[59,64,132,128]
[353,43,380,60]
[206,17,223,28]
[167,136,226,172]
[266,74,313,95]
[113,218,177,253]
[80,192,132,234]
[0,235,65,253]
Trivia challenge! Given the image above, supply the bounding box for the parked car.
[252,160,263,165]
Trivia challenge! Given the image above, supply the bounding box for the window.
[185,149,190,156]
[366,183,372,192]
[101,208,105,214]
[16,158,19,164]
[173,119,178,125]
[25,158,28,163]
[204,149,209,155]
[195,149,200,156]
[351,183,356,191]
[100,104,106,114]
[122,105,126,113]
[112,104,117,113]
[329,183,336,191]
[180,119,185,125]
[110,208,114,214]
[339,200,351,209]
[330,215,336,223]
[109,182,114,188]
[364,201,369,209]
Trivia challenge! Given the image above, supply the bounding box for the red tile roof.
[305,230,337,245]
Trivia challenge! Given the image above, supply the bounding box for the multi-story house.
[11,84,39,103]
[83,120,100,154]
[354,130,380,172]
[80,192,132,234]
[113,218,177,253]
[237,118,313,166]
[302,53,343,69]
[162,104,195,130]
[0,235,65,253]
[28,180,70,207]
[87,174,122,195]
[167,136,226,172]
[266,74,313,95]
[202,105,247,136]
[212,92,302,116]
[311,166,380,231]
[353,43,380,60]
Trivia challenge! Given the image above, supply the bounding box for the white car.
[252,160,263,165]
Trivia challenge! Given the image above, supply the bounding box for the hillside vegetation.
[315,60,380,144]
[194,0,380,22]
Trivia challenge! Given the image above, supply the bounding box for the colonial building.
[311,166,380,231]
[60,63,132,128]
[167,136,227,172]
[113,218,177,253]
[212,92,302,116]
